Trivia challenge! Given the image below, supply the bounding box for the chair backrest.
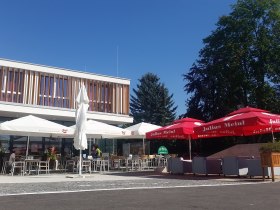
[82,160,91,166]
[13,161,25,167]
[149,155,155,159]
[102,153,109,157]
[26,156,34,160]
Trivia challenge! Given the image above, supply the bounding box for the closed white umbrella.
[73,84,89,176]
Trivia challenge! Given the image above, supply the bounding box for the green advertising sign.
[158,146,168,155]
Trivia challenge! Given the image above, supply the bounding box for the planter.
[260,152,280,182]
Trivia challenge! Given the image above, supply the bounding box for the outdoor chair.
[1,161,10,174]
[102,153,110,172]
[65,160,76,172]
[131,156,141,171]
[11,161,25,176]
[38,161,50,175]
[110,156,125,170]
[222,156,250,177]
[140,157,151,170]
[92,158,106,172]
[148,155,156,168]
[81,160,91,173]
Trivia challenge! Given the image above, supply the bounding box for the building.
[0,58,132,124]
[0,58,133,159]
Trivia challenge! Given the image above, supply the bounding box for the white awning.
[0,115,74,138]
[70,120,130,139]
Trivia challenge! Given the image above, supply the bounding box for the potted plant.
[47,146,57,170]
[259,142,280,182]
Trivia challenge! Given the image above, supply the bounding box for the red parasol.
[194,107,280,139]
[146,118,204,159]
[146,118,204,140]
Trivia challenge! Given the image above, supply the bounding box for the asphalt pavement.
[0,182,279,210]
[0,172,279,210]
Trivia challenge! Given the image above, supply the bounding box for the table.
[25,159,40,175]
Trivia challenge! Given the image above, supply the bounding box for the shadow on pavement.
[103,171,268,182]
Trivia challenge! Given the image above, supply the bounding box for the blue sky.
[0,0,236,116]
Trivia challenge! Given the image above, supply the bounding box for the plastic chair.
[11,161,25,176]
[1,161,10,174]
[81,160,91,173]
[38,161,50,175]
[65,160,76,172]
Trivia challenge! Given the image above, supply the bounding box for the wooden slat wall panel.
[113,83,116,114]
[51,74,55,107]
[0,66,3,101]
[57,75,61,107]
[122,85,126,114]
[61,76,64,107]
[16,69,20,103]
[11,68,15,102]
[122,84,125,114]
[26,70,31,104]
[116,84,119,114]
[96,81,99,112]
[127,85,130,114]
[107,83,111,113]
[93,81,96,111]
[106,83,109,112]
[69,76,73,109]
[4,68,9,102]
[22,70,26,104]
[0,65,130,116]
[119,85,122,114]
[32,71,36,104]
[37,73,41,106]
[47,74,50,106]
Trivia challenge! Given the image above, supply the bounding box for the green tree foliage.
[183,0,280,121]
[130,73,177,126]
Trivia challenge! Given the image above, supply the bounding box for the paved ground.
[0,171,269,195]
[0,172,279,209]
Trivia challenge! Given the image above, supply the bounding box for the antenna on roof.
[117,45,119,77]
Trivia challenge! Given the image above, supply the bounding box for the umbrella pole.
[188,135,191,160]
[142,138,145,155]
[26,136,30,159]
[79,149,82,176]
[89,138,92,155]
[112,139,115,155]
[271,123,275,143]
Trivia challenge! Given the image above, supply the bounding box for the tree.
[183,0,280,121]
[130,73,177,126]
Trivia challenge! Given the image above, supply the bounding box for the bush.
[259,142,280,153]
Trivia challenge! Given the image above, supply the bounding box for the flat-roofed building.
[0,58,133,160]
[0,58,132,124]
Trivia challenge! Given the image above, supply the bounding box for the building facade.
[0,58,132,124]
[0,58,133,159]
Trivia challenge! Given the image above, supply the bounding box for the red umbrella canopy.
[146,118,204,140]
[194,107,280,138]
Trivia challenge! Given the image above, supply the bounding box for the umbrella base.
[66,175,88,179]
